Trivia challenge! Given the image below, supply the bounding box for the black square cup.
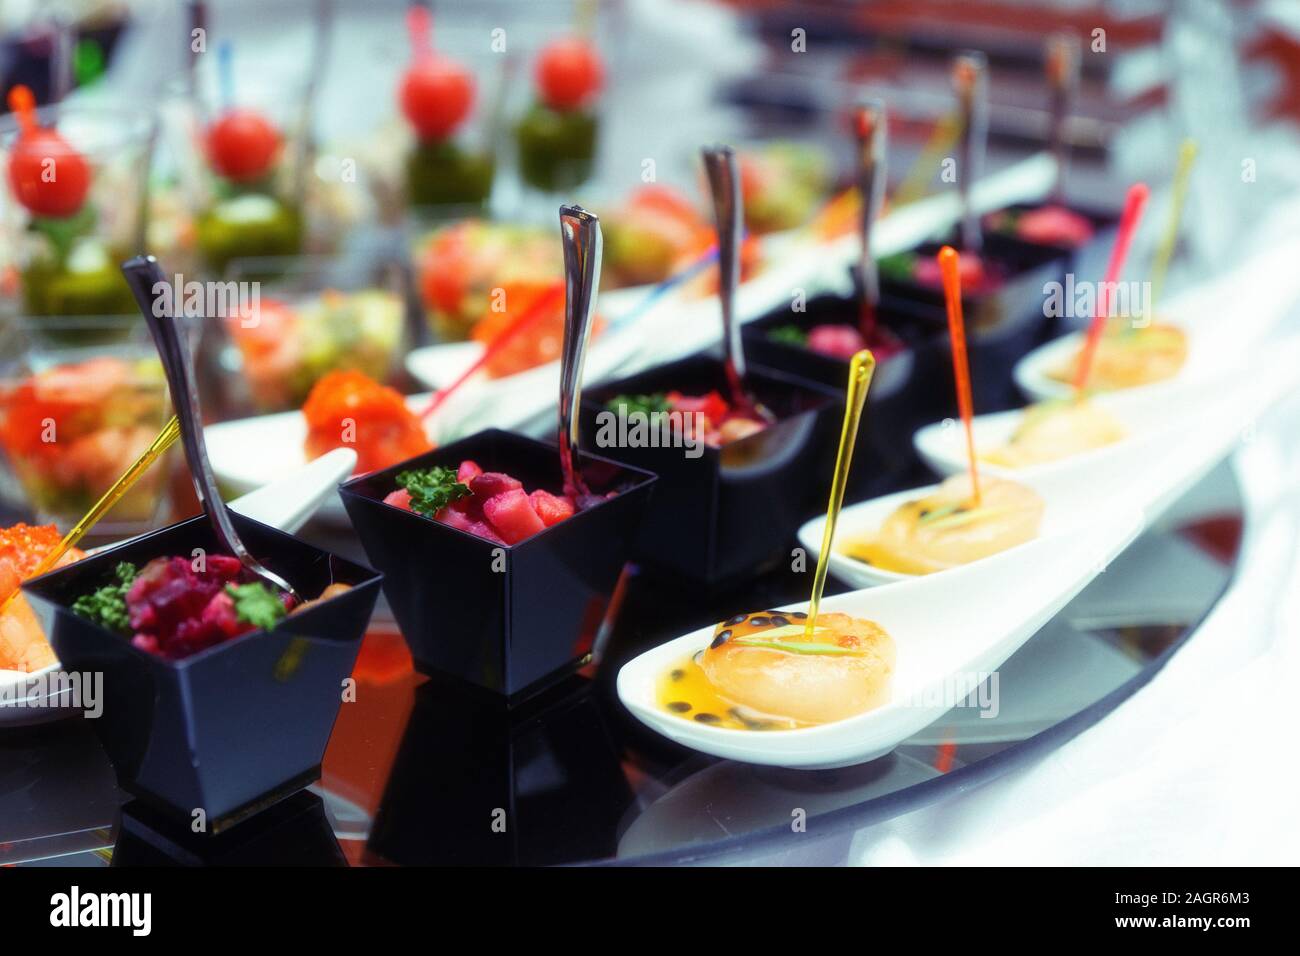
[880,233,1069,412]
[339,429,657,702]
[984,201,1121,293]
[742,294,922,494]
[580,353,841,588]
[21,513,382,833]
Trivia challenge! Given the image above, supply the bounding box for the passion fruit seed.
[694,712,721,724]
[667,701,691,713]
[725,614,746,625]
[749,616,770,627]
[710,629,732,648]
[792,611,808,620]
[670,669,685,681]
[769,615,790,628]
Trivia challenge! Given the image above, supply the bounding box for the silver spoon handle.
[558,205,602,489]
[953,51,988,252]
[122,256,299,600]
[701,144,745,384]
[853,98,888,307]
[1045,32,1080,203]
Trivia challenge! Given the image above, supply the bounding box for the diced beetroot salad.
[71,555,298,660]
[384,460,610,545]
[603,391,766,447]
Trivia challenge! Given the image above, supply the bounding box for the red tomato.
[417,228,470,315]
[7,128,91,218]
[207,109,282,182]
[400,57,475,141]
[536,37,604,111]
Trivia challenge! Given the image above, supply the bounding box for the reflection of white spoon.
[617,506,1141,769]
[0,448,357,728]
[617,750,941,859]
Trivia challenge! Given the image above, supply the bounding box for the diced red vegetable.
[482,489,546,544]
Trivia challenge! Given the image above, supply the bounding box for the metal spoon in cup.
[952,50,989,254]
[122,255,302,603]
[557,204,602,504]
[701,144,776,424]
[851,97,888,343]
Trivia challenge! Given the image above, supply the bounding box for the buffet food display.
[0,1,1293,871]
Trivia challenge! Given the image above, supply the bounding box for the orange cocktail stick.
[937,245,980,507]
[7,85,39,136]
[1073,182,1149,393]
[418,281,565,421]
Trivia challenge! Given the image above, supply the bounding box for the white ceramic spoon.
[0,447,357,727]
[617,506,1142,769]
[914,340,1299,485]
[1012,318,1232,404]
[801,372,1280,591]
[797,468,1110,589]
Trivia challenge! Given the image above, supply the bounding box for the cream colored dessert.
[1049,321,1188,391]
[983,399,1125,468]
[658,611,895,728]
[843,475,1044,575]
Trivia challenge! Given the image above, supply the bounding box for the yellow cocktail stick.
[806,350,876,636]
[892,109,963,207]
[0,415,180,613]
[1145,139,1198,320]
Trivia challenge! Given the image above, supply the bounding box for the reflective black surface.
[20,512,382,831]
[340,428,657,701]
[0,462,1243,866]
[580,354,841,588]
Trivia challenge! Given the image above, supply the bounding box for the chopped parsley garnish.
[71,562,138,635]
[226,582,287,630]
[395,466,472,517]
[767,324,808,347]
[605,393,671,417]
[877,251,916,282]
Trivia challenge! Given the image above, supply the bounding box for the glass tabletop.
[0,461,1242,867]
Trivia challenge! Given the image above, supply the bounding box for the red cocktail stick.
[418,281,565,421]
[7,85,38,136]
[1073,182,1149,393]
[407,4,433,61]
[938,245,980,507]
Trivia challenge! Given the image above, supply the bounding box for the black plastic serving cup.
[741,294,923,494]
[983,202,1121,296]
[339,429,657,702]
[579,354,841,589]
[21,513,382,834]
[879,233,1069,412]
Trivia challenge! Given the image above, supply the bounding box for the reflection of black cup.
[581,354,840,588]
[368,676,631,866]
[880,233,1069,412]
[340,429,656,702]
[742,296,922,495]
[23,513,381,833]
[111,790,346,866]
